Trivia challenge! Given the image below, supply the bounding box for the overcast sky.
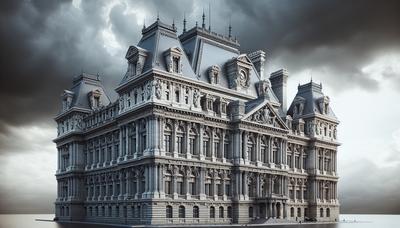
[0,0,399,214]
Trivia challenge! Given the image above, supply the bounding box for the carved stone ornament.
[208,65,220,84]
[225,54,252,90]
[193,89,200,107]
[154,80,162,99]
[248,105,277,126]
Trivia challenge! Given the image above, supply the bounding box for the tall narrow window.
[193,206,199,218]
[177,126,184,155]
[173,57,179,73]
[164,124,172,153]
[178,205,185,218]
[210,206,215,218]
[166,205,173,218]
[203,131,210,157]
[219,206,224,218]
[175,90,180,103]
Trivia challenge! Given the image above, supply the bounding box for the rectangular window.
[225,184,231,196]
[217,184,223,196]
[165,135,171,152]
[205,183,211,196]
[177,182,183,195]
[189,138,195,155]
[190,182,196,195]
[295,156,300,169]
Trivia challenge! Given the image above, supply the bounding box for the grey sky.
[0,0,399,214]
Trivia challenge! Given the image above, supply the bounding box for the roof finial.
[157,11,160,21]
[196,21,198,27]
[202,9,205,29]
[172,18,175,29]
[183,13,187,33]
[143,18,146,29]
[228,19,232,38]
[208,3,211,31]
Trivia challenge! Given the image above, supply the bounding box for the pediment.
[243,101,288,130]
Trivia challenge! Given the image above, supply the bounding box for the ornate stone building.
[54,17,339,225]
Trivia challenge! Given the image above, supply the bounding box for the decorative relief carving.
[208,65,220,84]
[225,54,252,91]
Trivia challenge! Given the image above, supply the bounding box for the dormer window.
[173,57,180,73]
[88,89,102,110]
[318,96,330,114]
[164,47,183,74]
[208,65,220,85]
[62,90,74,111]
[124,45,148,79]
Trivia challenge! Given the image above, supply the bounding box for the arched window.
[193,206,199,218]
[210,206,215,218]
[123,206,127,218]
[176,126,185,155]
[248,206,253,218]
[178,205,185,218]
[219,206,224,218]
[326,208,330,217]
[164,123,172,154]
[102,206,105,217]
[108,206,112,217]
[166,205,173,218]
[227,206,233,218]
[65,206,69,216]
[290,207,294,217]
[116,206,119,217]
[137,205,141,218]
[297,208,301,217]
[95,206,98,216]
[320,208,324,217]
[273,178,280,194]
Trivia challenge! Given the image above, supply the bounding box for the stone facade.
[54,18,339,225]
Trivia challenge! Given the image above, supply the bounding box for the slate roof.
[69,73,111,110]
[287,82,337,119]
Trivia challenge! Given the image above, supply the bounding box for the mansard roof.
[135,19,197,80]
[69,73,111,110]
[287,81,337,120]
[119,19,270,98]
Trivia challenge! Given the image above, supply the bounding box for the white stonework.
[54,19,340,225]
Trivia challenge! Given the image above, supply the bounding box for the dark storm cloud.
[1,0,399,135]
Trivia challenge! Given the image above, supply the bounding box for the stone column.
[256,173,260,197]
[172,120,177,157]
[243,171,248,199]
[243,132,248,162]
[199,124,204,160]
[199,168,206,200]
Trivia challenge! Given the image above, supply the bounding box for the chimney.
[270,69,288,114]
[248,50,266,79]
